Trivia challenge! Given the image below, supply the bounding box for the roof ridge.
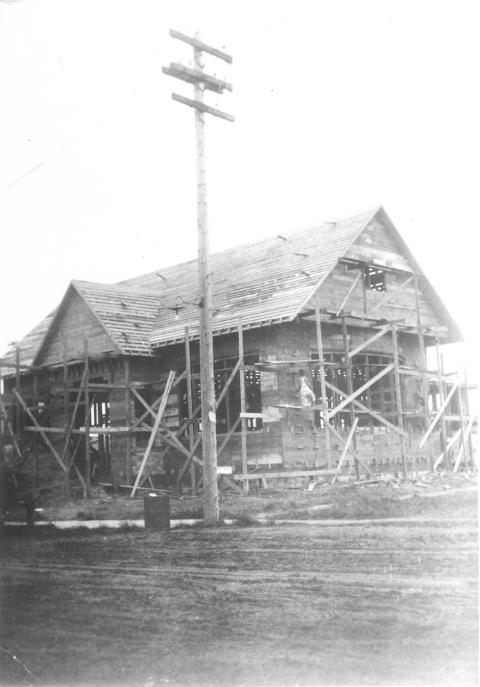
[118,206,382,287]
[72,279,162,298]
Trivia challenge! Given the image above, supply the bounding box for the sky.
[0,0,479,394]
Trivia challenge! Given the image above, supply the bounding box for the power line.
[163,29,233,526]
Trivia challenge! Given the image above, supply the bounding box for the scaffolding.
[1,281,477,500]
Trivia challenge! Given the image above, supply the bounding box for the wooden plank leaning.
[419,381,459,448]
[335,271,362,317]
[331,417,359,484]
[326,420,372,477]
[453,417,475,472]
[130,371,175,497]
[324,379,408,438]
[12,388,68,474]
[433,427,461,470]
[345,324,391,360]
[0,396,22,459]
[326,364,394,420]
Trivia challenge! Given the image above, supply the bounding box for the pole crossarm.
[169,29,233,63]
[164,29,233,523]
[163,63,232,93]
[171,93,234,122]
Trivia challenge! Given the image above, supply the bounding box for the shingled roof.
[119,207,378,347]
[73,280,160,356]
[4,205,457,370]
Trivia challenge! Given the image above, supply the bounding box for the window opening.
[70,377,111,477]
[180,354,262,433]
[365,266,386,292]
[310,352,398,428]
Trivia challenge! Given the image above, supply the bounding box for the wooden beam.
[345,324,391,360]
[162,428,203,467]
[162,63,232,93]
[83,339,91,495]
[58,366,89,494]
[324,380,408,437]
[434,340,449,466]
[462,364,474,469]
[434,426,463,470]
[456,383,467,471]
[341,316,359,480]
[335,271,362,317]
[419,380,460,449]
[175,433,203,484]
[238,320,248,492]
[315,306,332,468]
[0,396,22,459]
[169,28,233,63]
[391,324,408,479]
[331,417,359,484]
[365,275,414,318]
[130,371,175,497]
[221,475,243,494]
[233,468,337,481]
[217,416,241,458]
[12,388,68,474]
[129,384,156,420]
[413,275,432,470]
[326,363,395,420]
[185,326,196,495]
[124,358,132,484]
[172,93,234,122]
[15,346,21,442]
[325,421,372,476]
[453,417,475,472]
[216,359,242,409]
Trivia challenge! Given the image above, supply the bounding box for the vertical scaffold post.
[84,338,91,496]
[341,316,360,480]
[462,364,474,469]
[63,335,70,497]
[185,327,196,495]
[414,276,432,471]
[124,358,132,484]
[314,306,332,468]
[391,324,408,479]
[15,344,21,444]
[238,320,248,492]
[435,338,449,469]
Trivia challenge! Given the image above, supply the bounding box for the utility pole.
[163,30,233,525]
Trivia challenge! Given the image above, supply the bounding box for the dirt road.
[0,519,477,686]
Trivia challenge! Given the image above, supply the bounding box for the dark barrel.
[144,494,170,531]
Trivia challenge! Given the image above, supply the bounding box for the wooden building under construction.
[0,206,476,496]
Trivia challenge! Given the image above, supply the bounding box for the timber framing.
[1,206,476,500]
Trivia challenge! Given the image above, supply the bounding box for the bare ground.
[7,471,478,524]
[0,494,478,687]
